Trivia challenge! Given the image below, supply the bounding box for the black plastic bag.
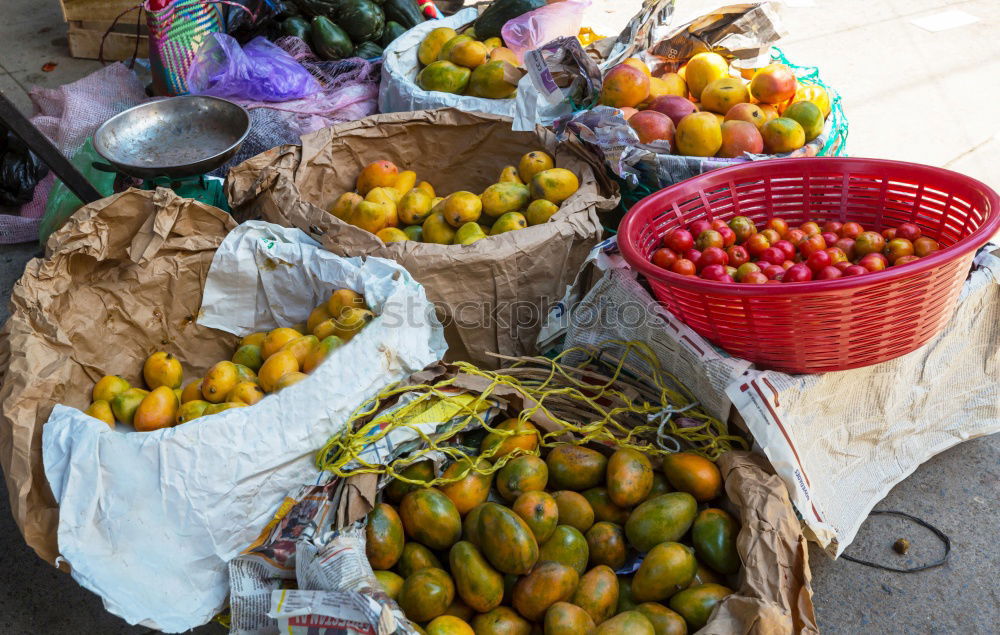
[0,130,49,207]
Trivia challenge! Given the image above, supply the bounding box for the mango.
[227,381,265,406]
[423,212,458,244]
[438,459,492,515]
[606,448,654,507]
[92,375,130,403]
[518,151,554,184]
[539,525,588,575]
[333,307,375,340]
[718,120,764,158]
[490,212,527,236]
[453,222,487,245]
[469,60,518,99]
[385,459,434,503]
[675,112,723,157]
[595,611,654,635]
[366,502,405,570]
[782,100,824,142]
[648,473,672,499]
[481,182,530,219]
[275,371,308,391]
[512,561,579,621]
[512,490,559,543]
[398,567,455,623]
[400,487,462,550]
[392,170,417,195]
[684,52,729,100]
[617,576,638,613]
[636,602,687,635]
[498,165,522,184]
[403,225,424,241]
[377,227,410,243]
[133,385,178,432]
[356,160,399,196]
[581,487,629,525]
[443,191,483,228]
[198,361,236,403]
[547,445,607,491]
[232,344,263,372]
[258,350,299,393]
[173,388,183,403]
[203,401,247,415]
[84,400,115,428]
[600,63,649,108]
[351,200,395,234]
[692,508,740,575]
[724,102,767,130]
[327,289,367,318]
[488,46,519,67]
[330,192,363,221]
[585,522,626,570]
[482,37,502,51]
[659,72,687,98]
[529,168,579,205]
[623,57,651,76]
[749,63,797,104]
[525,199,559,225]
[462,504,486,548]
[417,180,436,198]
[438,35,472,61]
[302,335,344,373]
[180,380,203,404]
[552,491,595,533]
[700,77,749,114]
[279,335,319,366]
[632,542,697,603]
[143,351,183,390]
[792,84,831,118]
[366,187,401,215]
[398,542,442,577]
[449,39,488,68]
[374,570,404,600]
[572,565,619,624]
[426,615,474,635]
[234,364,258,385]
[240,332,266,348]
[261,327,302,359]
[668,583,733,630]
[480,417,539,459]
[443,599,474,622]
[688,562,724,588]
[661,453,722,502]
[544,602,595,635]
[399,189,435,225]
[449,540,504,613]
[471,607,531,635]
[625,492,697,553]
[419,27,459,66]
[478,502,539,575]
[761,117,806,154]
[176,399,211,424]
[418,60,472,94]
[496,455,547,501]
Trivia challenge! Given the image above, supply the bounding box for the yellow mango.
[176,399,211,424]
[417,181,436,198]
[423,212,457,244]
[377,227,411,243]
[498,166,523,184]
[84,400,115,428]
[438,35,472,62]
[330,192,363,221]
[481,182,530,219]
[443,192,483,228]
[418,60,472,94]
[449,39,488,68]
[469,60,519,99]
[232,344,263,372]
[258,350,300,392]
[525,199,559,225]
[367,186,401,205]
[241,332,267,348]
[518,151,554,184]
[490,212,528,235]
[274,372,308,391]
[393,170,418,195]
[302,335,345,373]
[529,168,580,204]
[398,189,435,225]
[234,364,258,384]
[111,388,148,426]
[227,381,265,406]
[201,361,240,403]
[180,379,203,404]
[454,222,487,245]
[483,37,502,51]
[312,318,339,340]
[92,375,130,403]
[203,402,247,416]
[262,327,303,359]
[133,385,179,432]
[174,388,183,403]
[279,335,319,366]
[143,351,183,390]
[327,289,367,318]
[357,161,399,196]
[334,307,375,340]
[350,201,395,234]
[307,305,331,333]
[419,27,458,66]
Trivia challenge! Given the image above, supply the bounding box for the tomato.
[858,253,888,272]
[893,255,920,266]
[651,248,678,269]
[842,264,867,276]
[824,247,848,264]
[758,247,784,265]
[699,246,729,269]
[734,262,761,281]
[699,264,728,280]
[881,228,896,241]
[664,228,694,252]
[884,238,914,264]
[816,266,843,280]
[785,228,807,246]
[760,228,782,244]
[745,233,771,257]
[710,219,729,232]
[834,237,856,260]
[913,236,940,257]
[765,217,789,237]
[689,219,713,238]
[798,234,827,258]
[822,221,842,234]
[800,221,821,237]
[895,222,922,241]
[727,245,750,267]
[671,258,696,276]
[805,250,832,272]
[821,232,839,246]
[854,231,886,257]
[728,216,757,243]
[696,229,724,250]
[839,222,864,239]
[834,261,853,271]
[782,263,813,282]
[762,264,785,280]
[773,239,796,261]
[716,226,737,247]
[742,271,768,284]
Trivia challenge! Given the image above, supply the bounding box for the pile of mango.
[600,53,832,158]
[81,289,375,431]
[329,152,580,244]
[365,418,739,634]
[415,26,523,98]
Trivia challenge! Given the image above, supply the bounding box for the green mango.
[692,508,740,575]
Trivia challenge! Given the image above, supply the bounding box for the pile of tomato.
[650,216,941,283]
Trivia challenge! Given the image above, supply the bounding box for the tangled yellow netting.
[316,341,747,487]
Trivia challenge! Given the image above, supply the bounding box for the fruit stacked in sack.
[600,53,832,158]
[329,151,580,244]
[277,0,426,60]
[80,289,375,431]
[364,418,740,634]
[416,25,525,98]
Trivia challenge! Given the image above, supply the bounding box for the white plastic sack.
[42,221,447,632]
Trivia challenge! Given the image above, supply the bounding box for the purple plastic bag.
[187,33,320,102]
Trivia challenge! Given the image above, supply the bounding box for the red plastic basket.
[618,157,1000,373]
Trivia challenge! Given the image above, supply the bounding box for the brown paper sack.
[0,188,236,564]
[226,108,620,367]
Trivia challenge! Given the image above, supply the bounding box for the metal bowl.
[93,95,251,179]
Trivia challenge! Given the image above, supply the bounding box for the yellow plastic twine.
[316,341,747,486]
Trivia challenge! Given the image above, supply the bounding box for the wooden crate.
[60,0,149,61]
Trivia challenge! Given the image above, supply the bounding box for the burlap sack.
[0,188,237,564]
[226,108,619,366]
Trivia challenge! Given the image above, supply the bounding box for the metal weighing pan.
[93,95,251,180]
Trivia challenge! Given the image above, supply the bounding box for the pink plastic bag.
[187,34,320,102]
[501,0,591,63]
